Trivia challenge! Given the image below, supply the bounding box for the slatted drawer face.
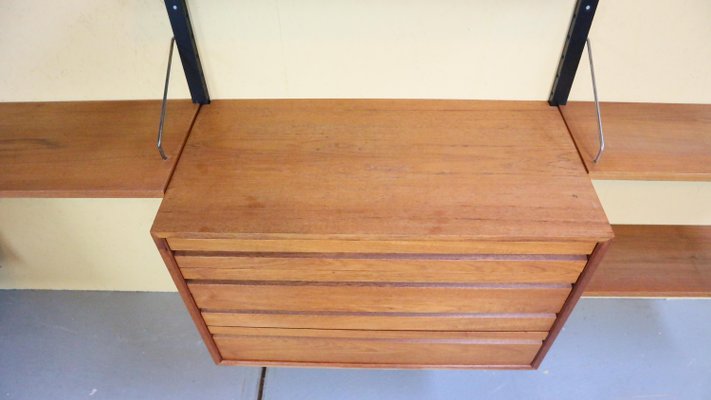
[176,254,587,284]
[212,327,544,368]
[164,247,594,368]
[202,311,557,332]
[189,282,571,314]
[168,238,597,255]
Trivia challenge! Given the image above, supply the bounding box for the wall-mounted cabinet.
[152,99,613,368]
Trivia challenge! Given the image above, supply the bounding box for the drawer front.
[177,255,586,284]
[189,282,570,314]
[168,238,596,255]
[212,327,543,367]
[203,311,556,332]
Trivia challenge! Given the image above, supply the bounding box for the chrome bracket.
[156,37,175,161]
[586,38,605,163]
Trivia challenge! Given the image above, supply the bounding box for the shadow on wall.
[0,231,19,272]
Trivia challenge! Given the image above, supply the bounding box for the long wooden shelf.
[560,102,711,181]
[0,100,198,197]
[585,225,711,297]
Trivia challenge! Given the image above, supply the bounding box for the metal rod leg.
[157,37,176,161]
[587,38,605,164]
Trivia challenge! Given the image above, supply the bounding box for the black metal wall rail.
[549,0,599,106]
[163,0,210,104]
[162,0,598,107]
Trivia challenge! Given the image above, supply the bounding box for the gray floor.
[1,291,710,399]
[0,291,261,399]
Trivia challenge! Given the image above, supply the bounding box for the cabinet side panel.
[152,235,222,364]
[530,240,611,368]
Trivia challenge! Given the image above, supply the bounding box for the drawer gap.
[212,334,543,345]
[200,309,557,318]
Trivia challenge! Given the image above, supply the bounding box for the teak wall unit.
[0,0,707,370]
[151,99,613,368]
[7,98,710,365]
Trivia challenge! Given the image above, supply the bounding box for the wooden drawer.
[168,238,596,255]
[203,311,556,332]
[176,254,587,284]
[189,282,570,314]
[212,327,544,368]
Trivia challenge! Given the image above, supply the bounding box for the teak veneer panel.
[585,225,711,297]
[213,327,543,367]
[203,311,557,332]
[560,102,711,181]
[188,282,571,314]
[210,326,548,340]
[153,100,612,243]
[177,254,587,283]
[168,238,596,255]
[0,100,199,197]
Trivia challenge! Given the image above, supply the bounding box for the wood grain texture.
[213,327,542,367]
[0,100,199,197]
[560,102,711,181]
[531,240,610,368]
[177,254,586,283]
[168,238,596,255]
[153,100,612,243]
[189,282,571,314]
[585,226,711,297]
[217,359,534,370]
[203,311,556,332]
[210,326,548,340]
[151,236,222,363]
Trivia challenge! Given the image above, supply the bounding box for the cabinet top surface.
[153,100,611,242]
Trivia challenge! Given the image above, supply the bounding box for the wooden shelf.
[0,100,199,197]
[585,225,711,297]
[560,102,711,181]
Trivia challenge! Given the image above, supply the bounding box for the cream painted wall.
[1,1,709,291]
[1,1,187,101]
[571,0,711,103]
[1,0,710,102]
[0,199,175,291]
[593,181,711,226]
